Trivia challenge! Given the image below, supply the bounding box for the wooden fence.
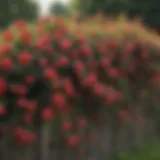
[0,112,158,160]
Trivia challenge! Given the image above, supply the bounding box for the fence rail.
[0,113,158,160]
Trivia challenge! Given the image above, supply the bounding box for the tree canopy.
[69,0,160,30]
[0,0,38,28]
[49,1,70,17]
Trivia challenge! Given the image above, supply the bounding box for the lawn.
[118,140,160,160]
[106,139,160,160]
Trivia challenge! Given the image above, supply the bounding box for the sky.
[37,0,69,15]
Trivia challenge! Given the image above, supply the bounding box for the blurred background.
[1,0,160,31]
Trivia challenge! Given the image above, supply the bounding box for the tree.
[127,0,160,30]
[11,0,39,21]
[0,0,38,28]
[49,1,70,17]
[69,0,160,30]
[69,0,131,17]
[0,0,12,28]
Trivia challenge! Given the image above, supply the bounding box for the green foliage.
[117,140,160,160]
[127,0,160,29]
[0,0,38,28]
[69,0,131,16]
[69,0,160,30]
[49,1,70,17]
[11,0,39,20]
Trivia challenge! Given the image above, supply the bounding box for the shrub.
[0,16,160,154]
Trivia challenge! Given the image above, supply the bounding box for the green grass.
[106,139,160,160]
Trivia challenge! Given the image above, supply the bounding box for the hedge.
[0,16,160,157]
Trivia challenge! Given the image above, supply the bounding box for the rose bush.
[0,16,160,154]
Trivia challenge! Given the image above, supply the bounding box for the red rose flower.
[74,61,84,73]
[92,83,104,96]
[37,36,50,51]
[41,107,54,120]
[0,43,12,54]
[19,51,33,65]
[62,121,72,131]
[76,34,85,43]
[3,30,13,41]
[15,127,36,144]
[63,79,74,96]
[24,75,36,85]
[80,45,91,58]
[0,78,6,95]
[51,93,66,109]
[44,68,57,79]
[82,73,97,87]
[23,113,33,124]
[67,136,79,147]
[57,56,69,67]
[17,98,28,108]
[0,106,6,116]
[59,39,71,51]
[27,101,37,112]
[108,68,119,79]
[100,59,110,68]
[119,110,128,120]
[20,30,32,44]
[15,20,26,29]
[39,58,48,68]
[25,131,36,144]
[0,58,12,71]
[17,85,27,96]
[110,40,118,48]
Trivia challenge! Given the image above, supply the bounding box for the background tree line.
[0,0,38,28]
[68,0,160,31]
[0,0,160,31]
